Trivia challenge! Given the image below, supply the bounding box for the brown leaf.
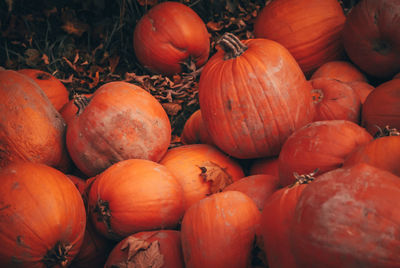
[24,48,41,67]
[120,236,150,261]
[137,0,159,6]
[130,241,164,268]
[207,21,224,32]
[41,54,50,65]
[162,102,182,116]
[198,161,233,194]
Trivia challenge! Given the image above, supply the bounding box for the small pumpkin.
[0,162,86,267]
[361,78,400,136]
[342,0,400,78]
[17,68,69,111]
[181,191,261,268]
[278,120,373,187]
[249,157,279,177]
[199,33,314,159]
[180,109,214,145]
[160,144,244,211]
[345,80,375,104]
[310,77,361,123]
[254,0,346,74]
[105,230,184,268]
[133,1,210,75]
[66,81,171,177]
[310,60,367,83]
[59,93,93,126]
[0,70,70,172]
[290,164,400,267]
[88,159,184,240]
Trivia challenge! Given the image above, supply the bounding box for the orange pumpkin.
[66,81,171,177]
[0,70,70,172]
[345,80,375,104]
[18,69,69,111]
[180,109,214,145]
[181,191,261,268]
[88,159,184,240]
[310,61,367,83]
[0,162,86,267]
[133,1,210,75]
[59,93,93,126]
[254,0,346,74]
[160,144,244,211]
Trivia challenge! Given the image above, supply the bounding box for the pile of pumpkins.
[0,0,399,267]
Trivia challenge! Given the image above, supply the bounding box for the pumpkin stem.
[373,125,399,138]
[198,161,233,194]
[311,89,324,104]
[289,169,319,188]
[218,33,248,60]
[42,241,72,267]
[94,199,119,240]
[73,95,91,115]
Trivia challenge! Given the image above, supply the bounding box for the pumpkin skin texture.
[342,0,400,78]
[346,80,375,104]
[260,180,310,268]
[290,164,400,267]
[362,78,400,136]
[133,1,210,76]
[278,120,373,187]
[254,0,346,75]
[0,162,86,268]
[181,191,261,268]
[66,81,171,177]
[344,135,400,177]
[17,69,69,111]
[105,230,184,268]
[310,60,367,83]
[180,109,214,145]
[223,174,280,211]
[59,93,93,126]
[88,159,184,240]
[160,144,244,211]
[0,70,70,172]
[249,157,279,177]
[310,77,361,123]
[199,34,314,159]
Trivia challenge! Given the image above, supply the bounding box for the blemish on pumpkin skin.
[148,18,157,32]
[226,99,233,111]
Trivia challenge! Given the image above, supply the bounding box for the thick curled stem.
[73,95,91,115]
[217,32,248,60]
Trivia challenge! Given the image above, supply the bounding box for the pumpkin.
[88,159,184,240]
[254,0,346,75]
[278,120,373,187]
[361,78,400,136]
[70,220,115,268]
[0,162,86,267]
[181,191,261,268]
[180,109,214,145]
[17,69,69,111]
[342,0,400,78]
[343,128,400,177]
[66,81,171,177]
[199,33,314,159]
[59,93,93,126]
[0,70,70,172]
[260,172,316,268]
[105,230,184,268]
[310,77,361,123]
[223,174,280,211]
[310,60,367,83]
[67,174,87,196]
[345,80,375,104]
[249,157,279,177]
[290,163,400,267]
[160,144,244,211]
[133,1,210,75]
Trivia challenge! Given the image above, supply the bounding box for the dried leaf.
[137,0,159,6]
[41,54,50,65]
[198,161,233,194]
[120,236,150,261]
[207,21,224,32]
[131,241,164,268]
[162,103,182,116]
[24,48,40,66]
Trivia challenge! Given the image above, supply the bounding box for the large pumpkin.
[181,191,261,268]
[199,33,314,159]
[88,159,184,240]
[160,144,244,211]
[290,163,400,267]
[66,81,171,177]
[0,162,86,267]
[133,1,210,75]
[342,0,400,78]
[17,69,69,111]
[361,78,400,135]
[0,70,70,172]
[254,0,346,74]
[278,120,373,187]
